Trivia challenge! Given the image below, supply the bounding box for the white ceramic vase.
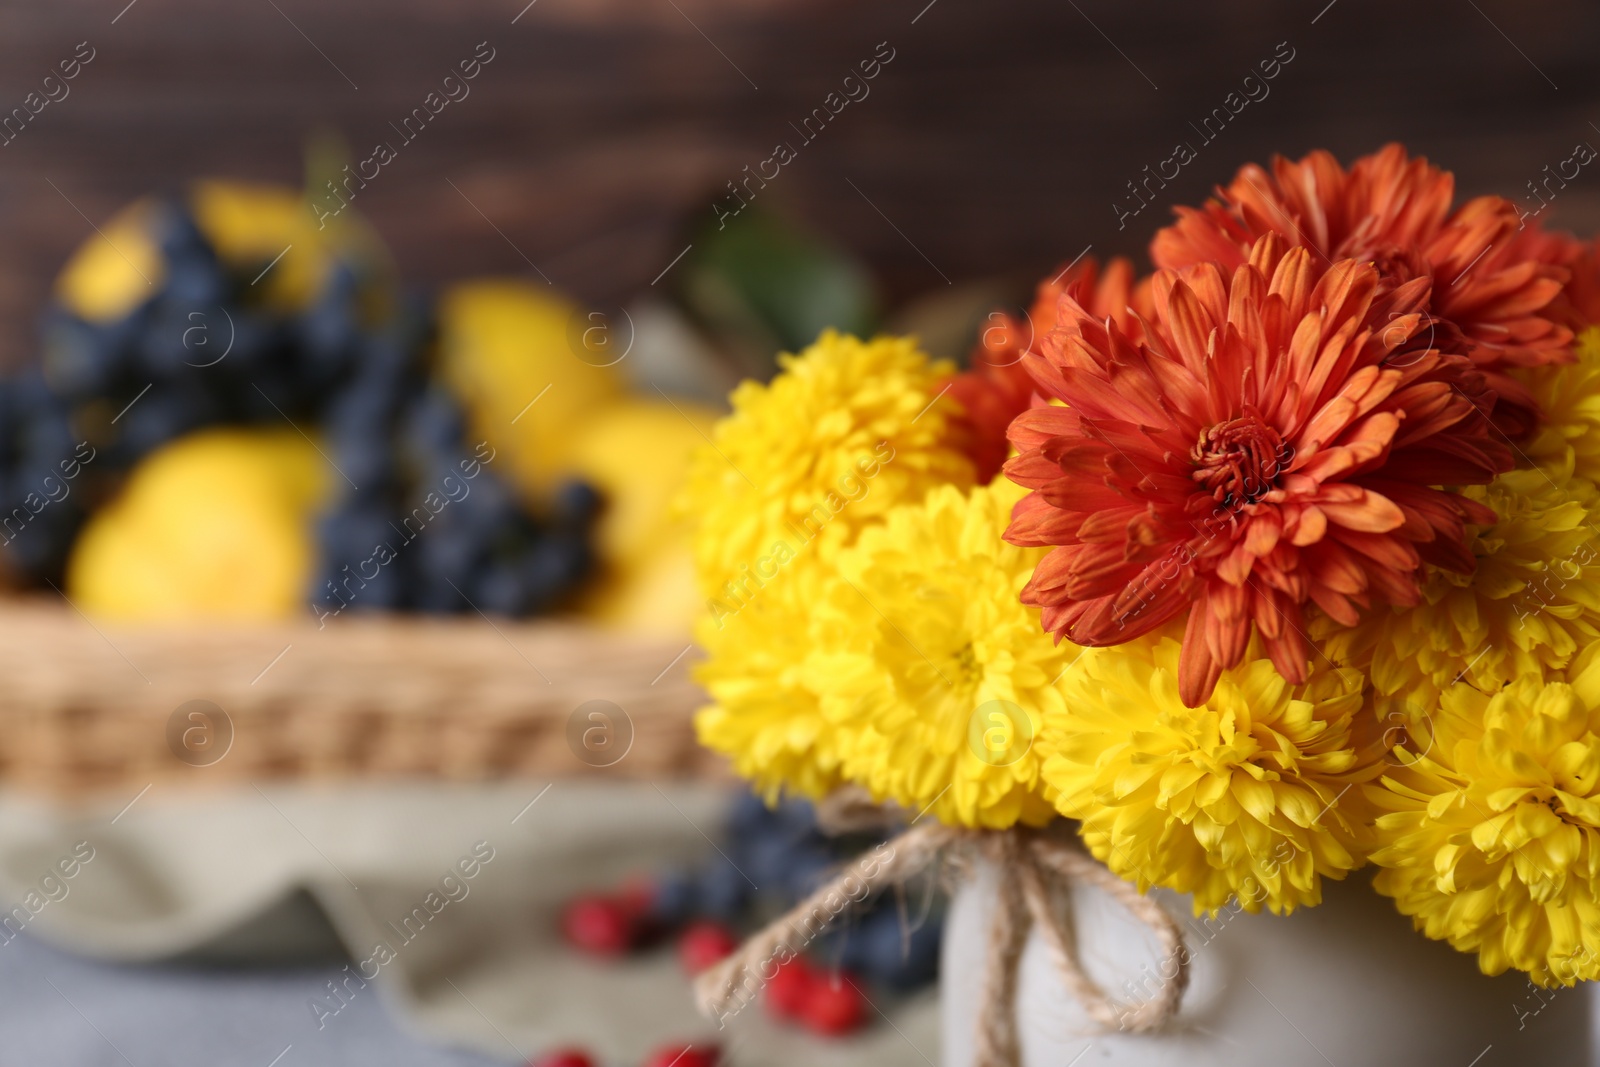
[941,860,1590,1066]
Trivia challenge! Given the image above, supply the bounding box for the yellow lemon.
[190,179,391,316]
[437,279,623,501]
[55,199,165,323]
[55,180,392,324]
[578,542,701,633]
[568,396,717,631]
[568,396,717,568]
[67,428,330,621]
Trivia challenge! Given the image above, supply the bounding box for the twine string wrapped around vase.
[692,818,1192,1067]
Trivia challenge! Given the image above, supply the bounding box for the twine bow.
[693,820,1191,1067]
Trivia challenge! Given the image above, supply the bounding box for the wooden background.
[0,0,1596,364]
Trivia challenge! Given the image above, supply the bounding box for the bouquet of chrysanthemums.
[682,144,1600,991]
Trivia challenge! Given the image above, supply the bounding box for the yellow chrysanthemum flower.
[816,478,1080,828]
[694,478,1082,827]
[694,557,846,801]
[680,331,974,602]
[1523,325,1600,483]
[1317,463,1600,714]
[1039,636,1384,915]
[1369,662,1600,986]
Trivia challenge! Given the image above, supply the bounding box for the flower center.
[1545,793,1587,826]
[1191,415,1286,508]
[951,641,980,684]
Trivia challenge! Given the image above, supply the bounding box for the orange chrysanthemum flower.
[1151,144,1572,437]
[1004,233,1513,707]
[948,258,1147,481]
[1543,233,1600,329]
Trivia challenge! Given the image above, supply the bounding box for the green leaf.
[676,208,877,379]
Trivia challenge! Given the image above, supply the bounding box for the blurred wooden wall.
[0,0,1596,363]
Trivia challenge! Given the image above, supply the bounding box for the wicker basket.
[0,600,719,797]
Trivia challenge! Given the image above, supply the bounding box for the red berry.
[561,895,634,956]
[531,1050,596,1067]
[765,956,815,1019]
[800,973,867,1036]
[616,876,656,921]
[640,1041,720,1067]
[678,921,738,975]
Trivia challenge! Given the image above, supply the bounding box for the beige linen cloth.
[0,780,938,1066]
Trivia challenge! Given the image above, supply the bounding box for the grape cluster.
[310,342,600,620]
[648,793,943,992]
[0,370,94,583]
[558,791,940,1041]
[24,195,596,614]
[41,203,369,469]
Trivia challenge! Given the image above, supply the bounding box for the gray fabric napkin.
[0,781,938,1066]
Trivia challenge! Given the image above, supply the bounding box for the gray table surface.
[0,931,512,1067]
